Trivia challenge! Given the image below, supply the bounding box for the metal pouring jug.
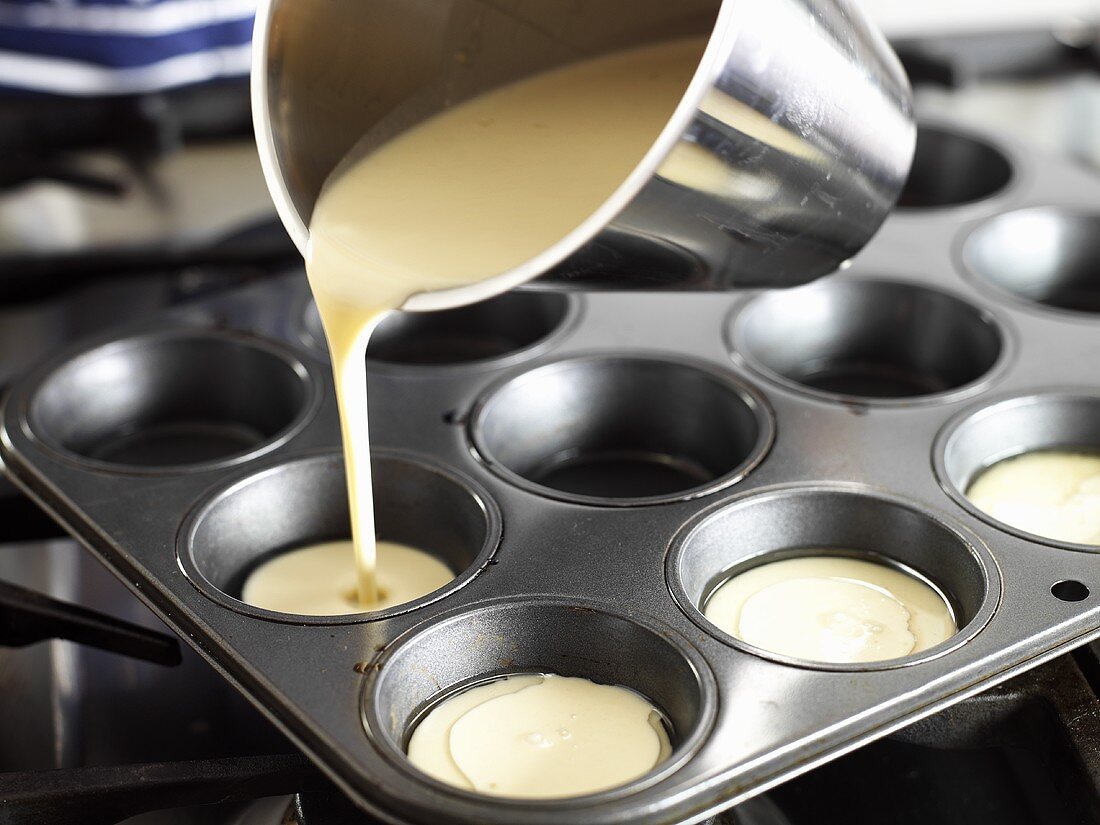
[253,0,915,311]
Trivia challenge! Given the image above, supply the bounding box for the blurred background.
[2,0,1099,403]
[3,0,1100,290]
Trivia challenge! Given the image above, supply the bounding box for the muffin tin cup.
[21,327,319,475]
[4,117,1100,824]
[468,354,774,506]
[666,485,1000,672]
[896,123,1016,212]
[362,598,716,818]
[934,389,1100,553]
[178,449,502,624]
[961,207,1100,317]
[729,278,1010,407]
[300,289,581,371]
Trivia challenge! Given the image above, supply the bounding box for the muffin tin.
[4,117,1100,824]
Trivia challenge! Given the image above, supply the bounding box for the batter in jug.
[245,38,706,612]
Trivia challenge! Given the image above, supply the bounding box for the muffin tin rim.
[665,481,1002,672]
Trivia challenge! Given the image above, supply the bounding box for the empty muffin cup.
[363,599,715,802]
[897,125,1013,209]
[538,228,706,289]
[179,450,501,622]
[26,329,315,472]
[301,290,575,366]
[731,279,1005,403]
[469,355,773,505]
[936,391,1100,549]
[963,208,1100,314]
[667,486,998,669]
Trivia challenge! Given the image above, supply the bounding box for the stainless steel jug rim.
[251,7,737,312]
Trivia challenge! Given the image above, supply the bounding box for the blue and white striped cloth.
[0,0,256,96]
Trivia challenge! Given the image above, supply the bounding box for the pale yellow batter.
[406,673,672,798]
[241,540,452,616]
[966,451,1100,545]
[305,38,705,607]
[704,556,957,664]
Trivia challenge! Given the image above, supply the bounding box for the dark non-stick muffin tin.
[5,116,1100,825]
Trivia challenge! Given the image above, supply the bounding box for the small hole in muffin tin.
[897,125,1013,209]
[963,208,1100,314]
[26,329,313,472]
[362,599,715,801]
[1052,580,1089,602]
[731,279,1005,404]
[667,485,999,671]
[936,391,1100,550]
[470,355,773,505]
[178,450,500,623]
[302,290,574,366]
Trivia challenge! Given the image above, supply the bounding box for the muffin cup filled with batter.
[936,391,1100,548]
[667,486,998,669]
[179,450,500,622]
[363,599,716,803]
[703,555,956,664]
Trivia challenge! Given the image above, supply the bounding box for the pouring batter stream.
[244,38,706,613]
